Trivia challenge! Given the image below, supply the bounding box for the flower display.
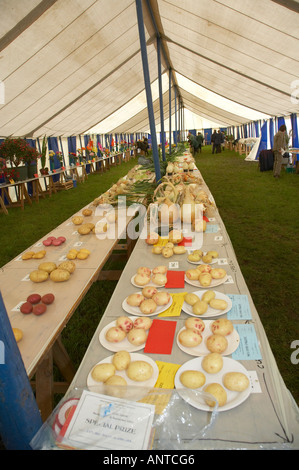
[0,137,40,167]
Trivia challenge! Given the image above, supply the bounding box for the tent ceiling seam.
[211,0,299,40]
[26,47,142,137]
[162,34,292,98]
[0,0,59,52]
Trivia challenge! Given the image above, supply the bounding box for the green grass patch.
[195,146,299,404]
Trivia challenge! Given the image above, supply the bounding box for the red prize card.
[178,237,193,247]
[165,270,185,288]
[144,319,177,354]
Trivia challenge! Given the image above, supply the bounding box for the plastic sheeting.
[0,0,298,138]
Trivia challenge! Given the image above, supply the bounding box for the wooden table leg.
[0,194,8,214]
[35,350,54,421]
[52,335,76,385]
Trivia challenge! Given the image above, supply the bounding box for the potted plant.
[0,137,38,180]
[40,136,49,175]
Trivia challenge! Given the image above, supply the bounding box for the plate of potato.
[174,355,251,412]
[182,290,232,318]
[123,291,172,317]
[187,250,219,265]
[176,318,240,357]
[185,266,228,289]
[99,316,153,352]
[87,352,159,400]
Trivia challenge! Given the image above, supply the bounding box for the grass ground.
[195,145,299,404]
[0,149,298,407]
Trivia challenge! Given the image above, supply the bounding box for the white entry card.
[59,390,155,450]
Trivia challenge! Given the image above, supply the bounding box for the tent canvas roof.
[0,0,298,138]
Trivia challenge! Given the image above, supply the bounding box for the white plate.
[99,317,149,352]
[187,252,218,265]
[131,274,166,288]
[87,353,159,400]
[174,356,251,412]
[182,290,232,318]
[185,273,228,289]
[176,320,240,357]
[122,292,173,317]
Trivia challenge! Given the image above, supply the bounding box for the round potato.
[210,268,226,279]
[204,383,227,407]
[142,286,158,299]
[152,265,167,275]
[126,361,153,382]
[201,290,216,304]
[152,291,170,306]
[199,273,212,287]
[50,269,71,282]
[20,301,33,314]
[188,252,201,263]
[27,293,41,304]
[105,327,126,343]
[162,247,173,258]
[201,352,223,374]
[151,273,167,286]
[178,328,202,348]
[112,351,131,371]
[105,375,127,397]
[206,334,228,354]
[134,274,151,286]
[127,293,145,307]
[78,224,92,235]
[127,328,147,346]
[184,317,205,333]
[168,230,183,244]
[13,328,23,343]
[82,208,93,216]
[139,299,157,315]
[58,261,76,274]
[196,264,212,273]
[116,316,133,332]
[133,317,153,330]
[29,269,49,283]
[180,370,206,389]
[91,363,116,382]
[72,216,84,225]
[223,372,250,392]
[152,246,163,255]
[184,292,200,306]
[38,262,57,274]
[192,300,208,316]
[137,266,151,276]
[211,318,233,336]
[202,254,213,264]
[185,269,199,281]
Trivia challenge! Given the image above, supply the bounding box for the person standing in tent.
[196,132,204,154]
[211,130,217,154]
[214,130,223,153]
[273,124,287,178]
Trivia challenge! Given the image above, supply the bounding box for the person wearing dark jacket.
[214,130,222,153]
[196,132,204,154]
[211,130,217,154]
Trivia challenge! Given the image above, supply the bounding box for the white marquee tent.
[0,0,299,160]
